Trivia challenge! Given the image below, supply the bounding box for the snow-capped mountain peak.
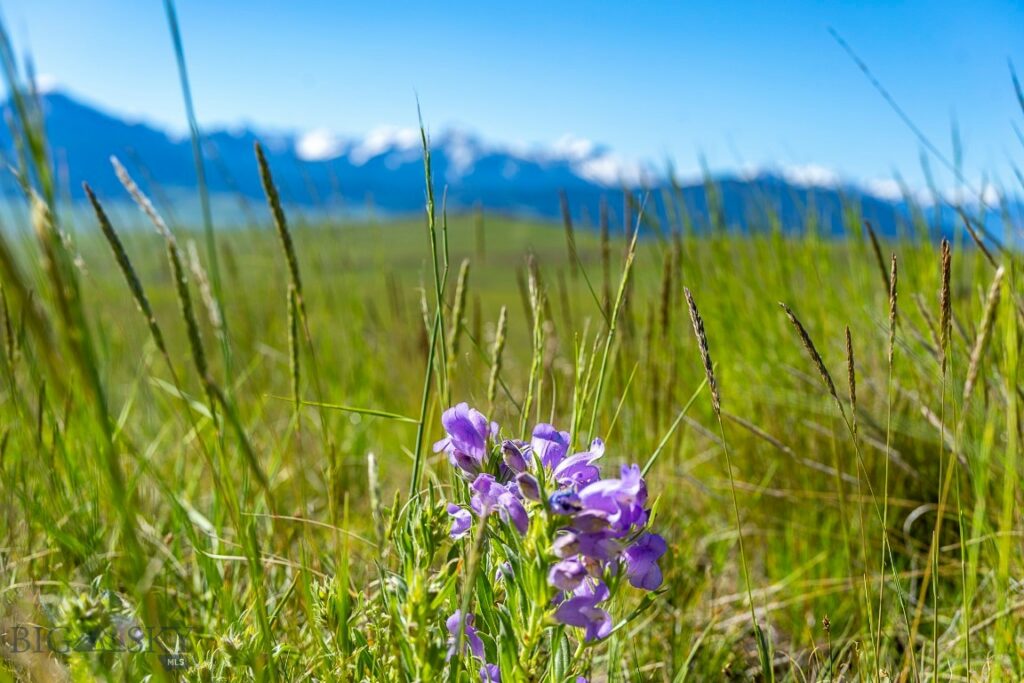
[5,90,1001,236]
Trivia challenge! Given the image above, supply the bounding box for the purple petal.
[515,472,541,501]
[447,503,473,540]
[452,450,482,476]
[553,580,612,641]
[576,464,649,535]
[553,532,580,558]
[574,530,620,562]
[531,423,571,469]
[498,492,529,536]
[548,558,587,591]
[439,403,492,474]
[470,474,503,513]
[624,532,668,590]
[583,607,612,641]
[574,578,610,603]
[553,452,602,488]
[553,594,596,628]
[571,511,611,533]
[446,610,485,660]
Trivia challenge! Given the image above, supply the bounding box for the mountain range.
[0,90,1003,236]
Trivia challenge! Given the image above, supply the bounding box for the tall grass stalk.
[586,214,640,441]
[684,287,772,680]
[994,267,1018,676]
[447,258,471,375]
[418,110,450,406]
[410,305,442,496]
[881,255,919,683]
[521,257,547,433]
[486,305,508,413]
[780,302,876,667]
[162,0,222,308]
[255,141,335,509]
[112,157,273,502]
[0,38,141,567]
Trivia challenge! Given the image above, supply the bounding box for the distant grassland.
[4,193,1020,679]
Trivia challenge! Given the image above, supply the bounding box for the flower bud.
[452,450,481,477]
[515,472,541,501]
[502,439,529,473]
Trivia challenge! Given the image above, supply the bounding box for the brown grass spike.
[684,287,720,415]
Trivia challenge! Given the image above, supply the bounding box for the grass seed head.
[888,253,898,368]
[845,326,858,435]
[287,283,300,407]
[448,258,471,360]
[255,141,304,304]
[939,238,952,371]
[187,240,223,332]
[487,305,508,409]
[780,302,842,408]
[84,182,167,356]
[111,155,174,243]
[684,287,720,415]
[864,220,890,294]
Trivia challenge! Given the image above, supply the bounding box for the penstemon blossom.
[436,402,667,681]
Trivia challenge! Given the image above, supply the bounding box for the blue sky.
[3,0,1023,195]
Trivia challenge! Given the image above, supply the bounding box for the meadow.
[0,26,1022,683]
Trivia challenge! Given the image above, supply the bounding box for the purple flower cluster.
[540,434,666,641]
[433,403,498,478]
[437,402,667,663]
[436,404,531,541]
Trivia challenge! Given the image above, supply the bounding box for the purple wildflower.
[446,610,484,660]
[435,406,665,657]
[434,403,496,476]
[572,530,621,562]
[554,580,612,641]
[480,663,501,682]
[447,503,472,540]
[552,438,605,488]
[548,558,587,591]
[531,423,571,469]
[470,474,504,512]
[623,533,668,590]
[576,464,648,535]
[470,474,529,536]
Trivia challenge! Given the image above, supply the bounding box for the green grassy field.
[1,176,1022,682]
[0,16,1022,679]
